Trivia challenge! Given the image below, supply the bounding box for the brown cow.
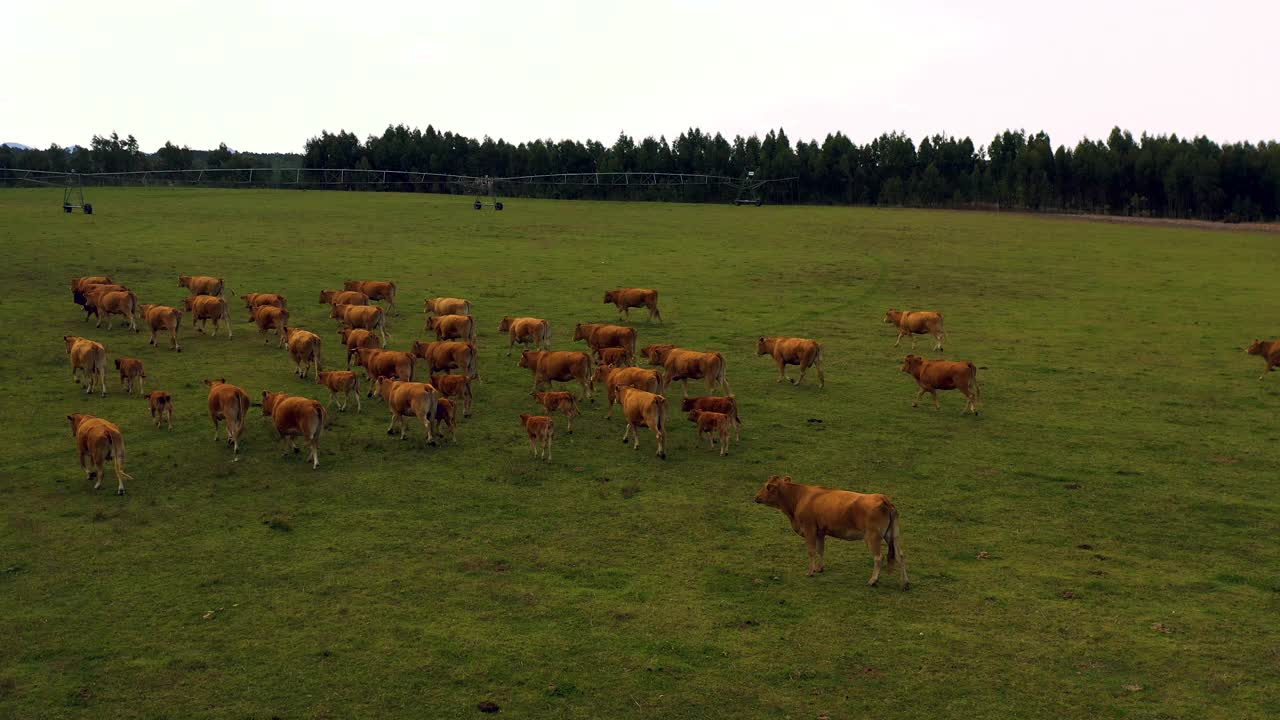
[344,280,397,314]
[339,327,382,368]
[73,283,128,322]
[681,396,742,441]
[1246,339,1280,380]
[72,276,113,293]
[432,398,458,443]
[241,292,287,319]
[184,295,233,338]
[687,409,732,456]
[531,391,579,433]
[518,350,593,400]
[66,413,133,495]
[615,386,668,458]
[316,370,361,412]
[595,346,633,367]
[757,336,825,387]
[178,275,225,297]
[592,364,662,418]
[754,475,908,590]
[357,348,416,390]
[251,305,290,346]
[573,323,637,357]
[331,303,388,344]
[900,354,981,415]
[430,374,474,417]
[425,297,472,316]
[260,391,326,470]
[319,289,370,307]
[114,357,146,395]
[519,414,555,461]
[641,345,731,398]
[139,303,183,351]
[64,335,107,396]
[373,378,438,444]
[426,314,477,344]
[86,287,139,331]
[147,390,174,430]
[204,378,250,461]
[884,310,947,351]
[604,288,662,321]
[283,327,323,379]
[498,316,551,355]
[410,340,477,379]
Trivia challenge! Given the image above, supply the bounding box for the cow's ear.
[261,391,268,399]
[781,475,793,483]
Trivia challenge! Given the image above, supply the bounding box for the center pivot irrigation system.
[1,167,798,213]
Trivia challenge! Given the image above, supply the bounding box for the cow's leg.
[166,408,173,431]
[815,359,825,388]
[92,457,104,490]
[543,433,552,462]
[912,388,925,408]
[565,411,573,434]
[776,359,787,384]
[804,531,820,576]
[353,389,362,413]
[931,390,940,410]
[681,378,690,398]
[621,423,633,445]
[655,427,665,459]
[815,534,826,573]
[933,332,944,351]
[865,533,883,586]
[893,331,903,347]
[797,360,809,386]
[720,428,729,456]
[910,333,917,349]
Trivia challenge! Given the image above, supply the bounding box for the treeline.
[4,126,1279,221]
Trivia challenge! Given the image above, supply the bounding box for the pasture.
[1,187,1277,719]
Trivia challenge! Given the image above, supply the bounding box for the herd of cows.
[59,274,1009,590]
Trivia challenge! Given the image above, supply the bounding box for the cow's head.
[900,354,924,375]
[138,303,155,314]
[202,378,227,388]
[319,290,336,304]
[63,336,78,353]
[427,316,441,331]
[329,304,346,320]
[261,390,285,415]
[591,364,616,384]
[408,341,429,359]
[754,475,793,505]
[641,345,673,364]
[603,290,616,304]
[756,337,774,355]
[572,324,587,341]
[240,294,256,309]
[343,280,360,291]
[497,316,512,332]
[177,275,191,288]
[1246,339,1269,356]
[686,409,704,423]
[338,328,353,343]
[884,309,902,325]
[114,358,122,370]
[372,376,398,399]
[67,413,88,434]
[517,351,534,369]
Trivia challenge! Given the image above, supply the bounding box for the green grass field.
[1,188,1277,719]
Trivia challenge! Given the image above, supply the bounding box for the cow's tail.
[882,498,902,563]
[316,402,331,432]
[543,322,552,348]
[653,394,668,432]
[713,352,729,393]
[314,339,323,374]
[230,392,249,439]
[729,395,743,426]
[108,428,134,484]
[406,355,416,383]
[469,317,478,344]
[937,313,947,345]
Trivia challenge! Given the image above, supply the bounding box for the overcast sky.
[4,0,1276,153]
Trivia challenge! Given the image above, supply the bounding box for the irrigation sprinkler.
[61,174,93,214]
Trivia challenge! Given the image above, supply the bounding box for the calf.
[592,364,662,418]
[687,409,732,456]
[519,414,554,461]
[86,287,139,331]
[251,305,290,346]
[411,340,477,379]
[900,354,981,415]
[430,374,474,417]
[425,297,472,316]
[66,413,132,495]
[343,280,397,314]
[531,391,579,433]
[427,314,477,344]
[518,350,593,400]
[357,348,416,389]
[204,378,250,461]
[139,303,183,351]
[754,474,908,590]
[595,346,633,367]
[331,303,388,344]
[241,292,287,319]
[604,288,662,321]
[184,295,233,338]
[147,390,174,430]
[339,327,382,368]
[316,370,361,412]
[498,316,551,355]
[64,335,107,396]
[884,309,946,351]
[1246,338,1280,380]
[260,391,326,469]
[319,289,370,307]
[373,377,438,444]
[681,396,742,441]
[114,357,146,395]
[178,275,225,297]
[757,336,825,387]
[616,386,668,458]
[432,398,458,443]
[642,345,731,398]
[73,283,128,322]
[283,327,323,378]
[573,323,637,358]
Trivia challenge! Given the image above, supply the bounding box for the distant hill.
[2,142,32,150]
